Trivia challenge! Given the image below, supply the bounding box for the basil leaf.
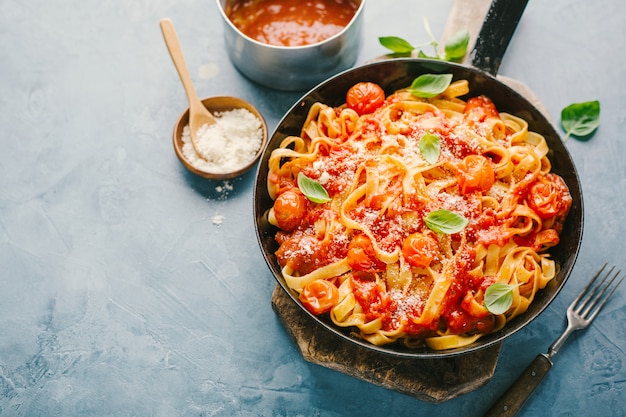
[379,36,414,54]
[417,50,436,59]
[419,132,441,164]
[423,209,468,234]
[297,172,331,204]
[484,282,516,315]
[410,73,453,98]
[444,29,470,61]
[561,100,600,140]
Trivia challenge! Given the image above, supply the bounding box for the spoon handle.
[159,18,202,110]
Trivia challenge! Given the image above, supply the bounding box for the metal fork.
[483,263,624,417]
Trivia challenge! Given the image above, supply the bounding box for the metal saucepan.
[216,0,365,91]
[253,0,583,358]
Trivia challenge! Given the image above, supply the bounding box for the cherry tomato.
[273,189,307,231]
[276,235,328,275]
[463,95,500,124]
[347,233,386,272]
[402,232,439,268]
[457,154,495,195]
[527,173,572,219]
[346,82,385,116]
[299,279,339,315]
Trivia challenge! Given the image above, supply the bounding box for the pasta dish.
[265,76,572,350]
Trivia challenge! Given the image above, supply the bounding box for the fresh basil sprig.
[561,100,600,141]
[419,132,441,164]
[410,74,453,98]
[484,282,519,315]
[378,19,469,63]
[297,172,331,204]
[423,209,468,234]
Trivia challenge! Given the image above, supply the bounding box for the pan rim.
[253,57,584,359]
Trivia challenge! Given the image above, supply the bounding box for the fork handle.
[483,354,553,417]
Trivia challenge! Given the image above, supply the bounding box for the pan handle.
[469,0,529,75]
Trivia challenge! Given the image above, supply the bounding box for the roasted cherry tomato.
[299,279,339,315]
[347,233,386,272]
[402,232,439,268]
[457,154,495,195]
[463,95,500,123]
[273,189,307,231]
[346,82,385,116]
[527,173,572,219]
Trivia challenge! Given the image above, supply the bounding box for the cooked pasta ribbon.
[267,79,572,350]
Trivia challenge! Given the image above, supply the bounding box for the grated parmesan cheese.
[318,171,331,185]
[181,108,263,173]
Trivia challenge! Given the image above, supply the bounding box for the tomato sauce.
[351,273,394,325]
[226,0,360,46]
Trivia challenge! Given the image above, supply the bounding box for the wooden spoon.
[160,18,216,156]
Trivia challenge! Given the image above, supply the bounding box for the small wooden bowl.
[172,96,268,180]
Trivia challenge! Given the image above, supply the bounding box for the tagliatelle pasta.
[265,78,572,350]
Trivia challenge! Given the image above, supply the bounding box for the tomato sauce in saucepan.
[226,0,360,47]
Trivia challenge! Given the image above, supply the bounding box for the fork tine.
[575,263,622,319]
[585,270,623,322]
[579,266,617,316]
[572,263,609,313]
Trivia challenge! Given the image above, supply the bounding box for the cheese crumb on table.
[211,214,225,225]
[182,108,263,173]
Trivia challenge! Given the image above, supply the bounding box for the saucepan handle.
[469,0,530,75]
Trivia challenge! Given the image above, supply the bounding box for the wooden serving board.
[271,285,500,403]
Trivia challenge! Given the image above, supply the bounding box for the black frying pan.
[253,0,583,358]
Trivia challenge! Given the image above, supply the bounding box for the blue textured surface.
[1,0,625,416]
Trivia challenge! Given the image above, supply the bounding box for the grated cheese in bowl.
[181,108,263,173]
